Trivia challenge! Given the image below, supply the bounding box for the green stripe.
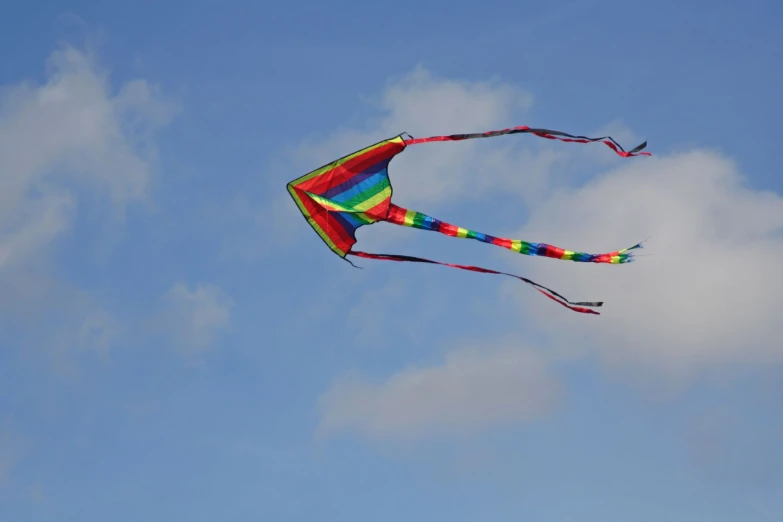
[352,212,376,225]
[305,192,356,213]
[412,212,428,229]
[354,186,392,212]
[338,176,390,210]
[518,243,535,255]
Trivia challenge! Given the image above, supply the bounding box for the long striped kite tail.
[348,250,602,315]
[384,204,643,264]
[402,125,651,158]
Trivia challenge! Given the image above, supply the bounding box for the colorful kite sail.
[286,125,650,315]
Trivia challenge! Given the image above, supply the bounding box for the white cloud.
[0,189,73,271]
[44,298,121,377]
[504,149,783,377]
[0,45,174,221]
[0,43,175,269]
[157,282,234,356]
[318,342,560,440]
[0,44,175,362]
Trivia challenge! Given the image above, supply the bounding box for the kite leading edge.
[286,125,650,315]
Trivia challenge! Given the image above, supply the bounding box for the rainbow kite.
[287,126,650,314]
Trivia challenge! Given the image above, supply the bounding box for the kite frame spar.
[286,125,650,314]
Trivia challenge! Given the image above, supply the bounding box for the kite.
[286,125,650,315]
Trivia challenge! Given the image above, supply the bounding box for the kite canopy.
[287,125,650,314]
[287,136,404,258]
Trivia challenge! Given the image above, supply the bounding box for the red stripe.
[403,125,652,158]
[385,204,407,223]
[363,199,392,220]
[297,189,356,254]
[439,223,459,236]
[296,140,405,194]
[402,126,532,144]
[542,244,565,258]
[492,238,513,249]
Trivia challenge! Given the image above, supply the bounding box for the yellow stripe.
[510,240,522,253]
[305,187,391,214]
[354,212,378,225]
[404,209,416,226]
[306,192,355,212]
[352,186,391,212]
[456,227,468,238]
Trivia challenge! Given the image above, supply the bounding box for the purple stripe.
[320,161,389,199]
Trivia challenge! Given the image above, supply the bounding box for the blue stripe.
[329,170,388,204]
[418,215,442,232]
[338,211,365,229]
[331,211,360,238]
[321,161,389,199]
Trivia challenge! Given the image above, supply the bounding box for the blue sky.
[1,1,782,520]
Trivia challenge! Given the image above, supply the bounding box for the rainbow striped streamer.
[385,204,641,264]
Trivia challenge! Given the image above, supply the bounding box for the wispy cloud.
[289,65,540,207]
[0,44,176,368]
[156,282,234,358]
[506,149,783,378]
[318,341,560,440]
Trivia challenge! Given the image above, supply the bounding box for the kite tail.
[384,204,643,264]
[402,125,651,158]
[348,250,602,315]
